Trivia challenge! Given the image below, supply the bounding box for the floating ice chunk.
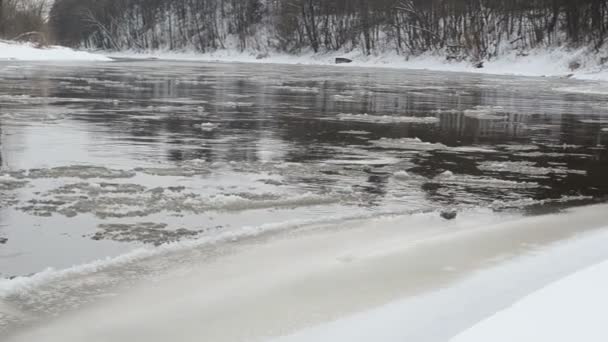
[450,146,497,153]
[371,137,447,151]
[393,171,411,180]
[214,101,254,108]
[498,144,540,151]
[434,174,540,189]
[336,113,439,124]
[270,85,320,94]
[333,95,356,102]
[490,195,592,210]
[323,157,400,165]
[478,161,585,176]
[198,122,219,131]
[338,130,371,135]
[438,170,455,178]
[464,106,505,120]
[543,143,581,150]
[579,119,608,124]
[554,85,608,95]
[370,138,494,153]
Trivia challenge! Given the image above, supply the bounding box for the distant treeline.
[44,0,608,57]
[0,0,49,43]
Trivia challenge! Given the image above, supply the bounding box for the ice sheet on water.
[514,151,590,158]
[371,137,447,151]
[489,195,593,210]
[554,85,608,95]
[370,138,496,153]
[498,144,540,151]
[579,119,608,124]
[91,223,204,246]
[323,157,400,166]
[464,106,506,120]
[0,207,433,316]
[16,176,339,219]
[269,85,320,94]
[213,101,255,108]
[338,130,371,135]
[432,171,541,189]
[478,161,586,177]
[197,122,220,131]
[10,166,136,180]
[0,94,101,105]
[0,176,27,207]
[333,95,357,102]
[335,113,440,124]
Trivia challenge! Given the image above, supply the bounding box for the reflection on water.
[0,61,607,278]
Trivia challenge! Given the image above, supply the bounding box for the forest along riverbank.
[0,60,607,339]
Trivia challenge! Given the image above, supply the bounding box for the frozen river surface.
[0,60,607,338]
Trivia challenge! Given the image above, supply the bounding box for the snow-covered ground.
[2,39,607,81]
[0,41,110,61]
[275,205,608,342]
[5,204,608,342]
[107,47,608,82]
[450,259,608,342]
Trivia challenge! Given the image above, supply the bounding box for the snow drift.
[0,41,110,61]
[450,259,608,342]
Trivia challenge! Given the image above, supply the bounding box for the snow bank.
[0,41,110,61]
[450,259,608,342]
[274,204,608,342]
[107,46,608,81]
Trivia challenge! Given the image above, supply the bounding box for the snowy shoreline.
[5,204,608,342]
[2,40,608,81]
[0,41,110,62]
[451,259,608,342]
[105,47,608,82]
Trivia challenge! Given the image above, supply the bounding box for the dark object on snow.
[0,237,7,244]
[474,61,484,69]
[601,57,608,65]
[440,210,458,220]
[569,61,581,71]
[256,52,269,60]
[336,58,353,64]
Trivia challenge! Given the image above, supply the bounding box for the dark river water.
[0,60,607,284]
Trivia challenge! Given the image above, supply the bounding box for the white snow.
[5,204,608,342]
[0,41,110,61]
[450,259,608,342]
[3,39,608,81]
[106,47,608,82]
[271,204,608,342]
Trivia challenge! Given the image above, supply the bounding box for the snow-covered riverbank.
[451,259,608,342]
[5,204,608,342]
[0,41,110,61]
[107,47,608,82]
[2,40,607,82]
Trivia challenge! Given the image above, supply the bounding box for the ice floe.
[336,113,439,124]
